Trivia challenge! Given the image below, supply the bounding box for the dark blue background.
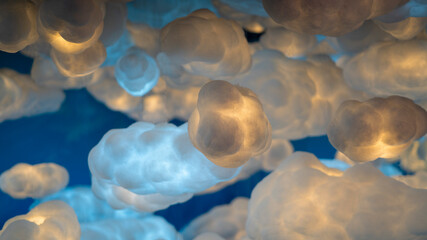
[0,51,336,231]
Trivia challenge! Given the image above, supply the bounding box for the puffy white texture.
[0,200,80,240]
[81,216,181,240]
[0,68,65,123]
[188,80,272,168]
[327,96,427,162]
[0,163,68,199]
[89,122,238,212]
[232,50,365,140]
[246,152,427,240]
[160,9,251,79]
[343,40,427,101]
[183,197,248,240]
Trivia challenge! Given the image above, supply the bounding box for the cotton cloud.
[0,0,38,53]
[34,186,148,223]
[160,9,251,79]
[188,80,272,168]
[183,197,248,240]
[246,152,427,240]
[115,47,159,96]
[327,96,427,162]
[262,0,407,36]
[343,40,427,101]
[0,163,69,199]
[0,200,80,240]
[89,122,238,212]
[398,137,427,172]
[38,0,105,54]
[0,68,65,123]
[81,216,181,240]
[232,50,365,140]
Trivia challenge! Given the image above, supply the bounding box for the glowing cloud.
[246,152,427,240]
[262,0,407,36]
[115,47,159,96]
[183,197,248,240]
[89,122,238,212]
[160,9,251,79]
[0,68,65,123]
[0,0,38,53]
[343,40,427,101]
[0,163,69,199]
[327,96,427,162]
[0,200,80,240]
[188,80,272,168]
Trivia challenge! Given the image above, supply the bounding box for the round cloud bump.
[188,80,272,168]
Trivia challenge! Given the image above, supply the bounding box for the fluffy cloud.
[262,0,407,36]
[0,68,65,123]
[0,0,38,53]
[188,80,272,168]
[246,152,427,240]
[38,0,105,54]
[232,50,365,140]
[398,137,427,172]
[81,216,181,240]
[89,122,238,212]
[0,200,80,240]
[395,171,427,189]
[0,163,69,199]
[183,197,248,240]
[160,9,251,79]
[327,96,427,162]
[34,186,148,223]
[343,40,427,101]
[115,47,159,96]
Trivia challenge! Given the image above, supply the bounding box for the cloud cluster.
[262,0,408,36]
[201,139,293,194]
[327,96,427,162]
[87,67,200,123]
[0,163,69,199]
[232,50,365,140]
[160,9,251,79]
[0,68,65,123]
[35,186,148,223]
[81,216,181,240]
[38,0,105,54]
[89,122,239,212]
[246,152,427,240]
[183,197,248,240]
[343,40,427,101]
[115,47,159,96]
[0,0,38,53]
[188,80,272,168]
[0,200,80,240]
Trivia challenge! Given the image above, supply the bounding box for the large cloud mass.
[246,152,427,240]
[89,122,238,212]
[327,96,427,162]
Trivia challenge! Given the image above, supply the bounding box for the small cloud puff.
[183,197,248,240]
[343,40,427,101]
[89,122,238,212]
[0,200,80,240]
[0,163,69,199]
[327,96,427,162]
[246,152,427,240]
[188,80,272,168]
[160,9,251,79]
[0,68,65,123]
[262,0,407,36]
